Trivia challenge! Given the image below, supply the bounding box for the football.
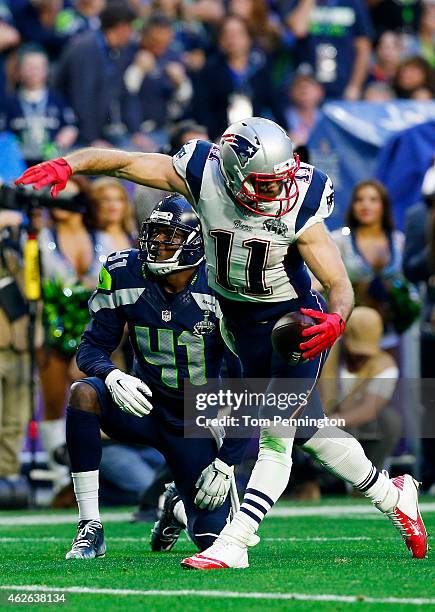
[271,311,316,365]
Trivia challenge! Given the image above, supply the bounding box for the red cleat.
[381,474,428,559]
[180,538,248,570]
[181,554,230,570]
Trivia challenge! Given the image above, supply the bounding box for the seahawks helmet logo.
[222,134,259,168]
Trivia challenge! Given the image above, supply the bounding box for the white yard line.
[0,535,388,543]
[263,536,379,542]
[0,585,434,606]
[1,502,434,526]
[0,512,130,526]
[271,503,435,517]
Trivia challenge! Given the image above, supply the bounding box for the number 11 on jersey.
[209,229,272,296]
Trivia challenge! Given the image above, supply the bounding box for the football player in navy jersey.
[17,117,427,567]
[61,194,241,559]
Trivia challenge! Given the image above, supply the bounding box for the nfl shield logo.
[161,310,172,322]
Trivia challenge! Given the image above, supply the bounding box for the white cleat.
[181,537,249,570]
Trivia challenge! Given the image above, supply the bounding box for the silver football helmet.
[220,117,300,217]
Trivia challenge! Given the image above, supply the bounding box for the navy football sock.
[66,406,102,472]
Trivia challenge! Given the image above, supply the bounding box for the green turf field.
[0,497,434,611]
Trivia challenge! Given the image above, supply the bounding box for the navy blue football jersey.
[77,249,228,424]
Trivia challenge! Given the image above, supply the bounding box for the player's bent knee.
[69,382,100,414]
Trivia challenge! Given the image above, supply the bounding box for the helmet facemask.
[139,221,203,276]
[238,155,300,217]
[224,154,300,218]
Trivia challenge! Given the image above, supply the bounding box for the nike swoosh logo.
[116,380,127,392]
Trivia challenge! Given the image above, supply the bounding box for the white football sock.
[71,470,100,521]
[221,429,294,546]
[365,471,399,512]
[301,426,398,511]
[39,418,66,462]
[39,418,69,489]
[173,499,187,527]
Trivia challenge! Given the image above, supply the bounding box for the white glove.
[105,369,153,417]
[194,458,234,511]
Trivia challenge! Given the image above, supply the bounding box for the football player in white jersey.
[16,117,427,567]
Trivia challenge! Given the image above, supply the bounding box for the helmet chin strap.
[146,256,204,276]
[255,185,286,213]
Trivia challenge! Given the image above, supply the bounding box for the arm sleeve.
[294,169,334,239]
[76,265,126,379]
[172,139,212,207]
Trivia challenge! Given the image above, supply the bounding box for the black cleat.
[150,483,184,552]
[66,519,106,559]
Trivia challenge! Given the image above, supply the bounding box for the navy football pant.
[223,291,328,445]
[76,377,230,550]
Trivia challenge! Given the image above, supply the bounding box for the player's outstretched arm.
[16,148,190,200]
[66,148,189,193]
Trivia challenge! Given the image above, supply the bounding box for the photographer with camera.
[36,177,113,500]
[0,203,41,508]
[1,178,114,502]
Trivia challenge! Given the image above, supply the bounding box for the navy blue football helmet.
[139,194,204,275]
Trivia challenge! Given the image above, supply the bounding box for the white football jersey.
[173,139,334,303]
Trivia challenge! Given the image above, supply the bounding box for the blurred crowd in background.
[0,0,434,512]
[0,0,433,154]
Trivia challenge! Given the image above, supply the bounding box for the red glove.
[299,308,345,360]
[15,158,72,198]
